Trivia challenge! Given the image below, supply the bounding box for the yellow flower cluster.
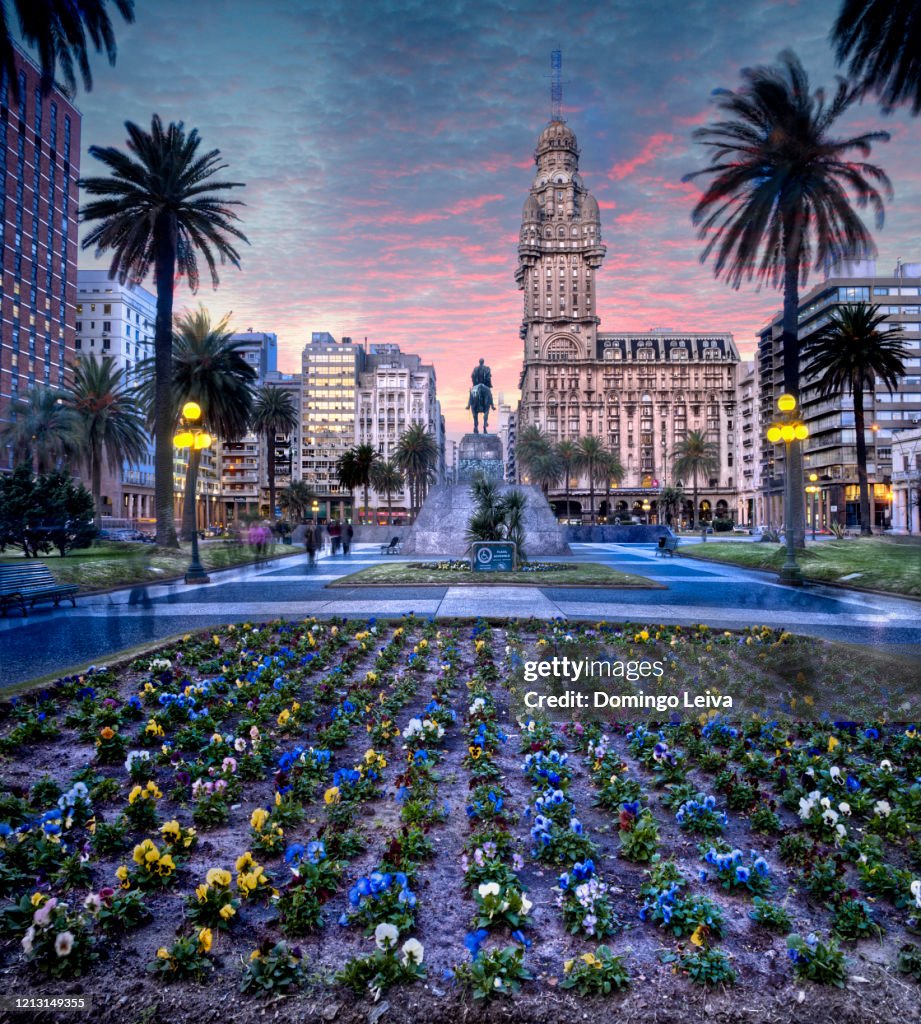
[131,838,175,878]
[324,786,341,805]
[160,819,197,849]
[128,780,162,805]
[145,718,164,738]
[250,808,270,831]
[235,852,270,898]
[359,748,387,778]
[563,952,603,973]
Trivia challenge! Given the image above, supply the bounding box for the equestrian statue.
[466,358,495,434]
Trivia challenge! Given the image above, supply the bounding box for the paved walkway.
[2,542,919,687]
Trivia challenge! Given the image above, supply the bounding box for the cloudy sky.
[66,0,921,433]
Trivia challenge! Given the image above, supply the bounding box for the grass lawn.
[0,540,299,593]
[328,560,660,587]
[683,537,921,597]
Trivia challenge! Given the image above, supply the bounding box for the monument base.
[457,432,503,483]
[402,484,571,557]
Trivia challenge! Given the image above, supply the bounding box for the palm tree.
[803,303,909,535]
[2,0,134,101]
[672,431,720,530]
[251,386,297,522]
[599,449,625,522]
[833,0,921,114]
[576,436,607,523]
[683,50,891,547]
[658,484,685,528]
[80,115,248,547]
[370,458,404,526]
[528,449,563,497]
[394,424,438,521]
[0,386,81,474]
[336,444,379,524]
[279,480,317,522]
[136,308,256,541]
[69,353,147,529]
[555,439,579,519]
[516,425,553,480]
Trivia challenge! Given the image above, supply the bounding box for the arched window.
[546,337,578,361]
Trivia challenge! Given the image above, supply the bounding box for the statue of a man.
[471,358,492,389]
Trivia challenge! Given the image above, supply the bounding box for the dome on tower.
[581,193,600,222]
[535,119,579,160]
[522,195,540,222]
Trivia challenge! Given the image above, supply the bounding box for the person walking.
[343,522,354,557]
[305,526,317,568]
[313,522,324,560]
[328,522,341,556]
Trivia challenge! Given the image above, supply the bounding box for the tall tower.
[516,118,606,388]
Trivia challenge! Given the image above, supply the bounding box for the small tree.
[0,465,95,556]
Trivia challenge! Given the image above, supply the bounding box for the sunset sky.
[66,0,921,435]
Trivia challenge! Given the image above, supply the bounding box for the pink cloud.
[607,132,675,180]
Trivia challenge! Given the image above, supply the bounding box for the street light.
[766,393,809,586]
[806,473,819,541]
[173,401,212,585]
[641,499,651,525]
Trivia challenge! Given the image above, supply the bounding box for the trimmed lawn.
[327,560,660,587]
[0,541,299,593]
[683,538,921,597]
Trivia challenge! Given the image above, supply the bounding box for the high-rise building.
[496,394,517,482]
[355,343,444,522]
[735,361,762,528]
[757,260,921,531]
[301,333,362,521]
[74,270,157,524]
[515,118,739,523]
[216,331,278,523]
[0,48,81,473]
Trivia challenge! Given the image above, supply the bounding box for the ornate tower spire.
[550,49,563,122]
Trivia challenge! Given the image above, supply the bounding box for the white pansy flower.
[54,931,74,957]
[401,938,424,965]
[874,800,892,817]
[910,880,921,909]
[478,882,501,899]
[374,922,399,950]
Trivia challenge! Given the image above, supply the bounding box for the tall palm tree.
[555,439,579,519]
[516,425,553,481]
[336,444,379,524]
[576,436,607,524]
[672,431,720,530]
[599,449,625,522]
[803,303,909,535]
[529,449,563,498]
[69,353,147,529]
[833,0,921,114]
[279,480,317,522]
[2,0,134,101]
[658,484,685,528]
[394,424,438,521]
[136,308,256,541]
[370,458,404,526]
[80,115,248,547]
[251,386,297,521]
[0,386,81,474]
[683,50,891,547]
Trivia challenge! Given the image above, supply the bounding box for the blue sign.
[472,542,516,572]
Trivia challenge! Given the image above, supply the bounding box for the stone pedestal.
[457,432,504,484]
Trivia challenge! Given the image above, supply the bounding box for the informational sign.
[472,542,517,572]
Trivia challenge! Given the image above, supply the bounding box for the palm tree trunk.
[182,447,201,541]
[692,468,698,529]
[153,222,178,548]
[564,466,570,521]
[266,429,276,520]
[364,481,370,525]
[782,228,806,549]
[853,388,872,535]
[588,459,595,523]
[386,490,393,527]
[91,448,102,531]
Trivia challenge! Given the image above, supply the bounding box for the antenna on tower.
[550,49,563,121]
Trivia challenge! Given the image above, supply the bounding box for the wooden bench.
[0,563,79,616]
[655,536,679,558]
[379,537,402,555]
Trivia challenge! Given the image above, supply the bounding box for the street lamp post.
[767,394,809,586]
[173,401,213,585]
[806,473,819,541]
[641,500,651,525]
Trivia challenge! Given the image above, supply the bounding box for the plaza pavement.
[1,541,920,688]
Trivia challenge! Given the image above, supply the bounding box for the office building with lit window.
[758,260,921,531]
[0,47,80,473]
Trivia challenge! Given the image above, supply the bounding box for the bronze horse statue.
[467,382,495,434]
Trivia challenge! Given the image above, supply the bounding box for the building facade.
[735,361,763,527]
[75,270,157,524]
[891,425,921,534]
[515,118,739,523]
[0,48,81,473]
[758,260,921,531]
[356,343,444,522]
[301,333,362,521]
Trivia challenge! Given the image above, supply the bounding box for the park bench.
[379,537,402,555]
[655,536,679,558]
[0,563,79,616]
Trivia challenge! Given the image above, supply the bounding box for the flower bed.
[0,617,919,1024]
